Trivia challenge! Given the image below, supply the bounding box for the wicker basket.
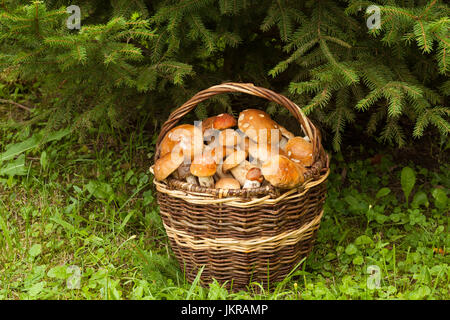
[152,83,330,291]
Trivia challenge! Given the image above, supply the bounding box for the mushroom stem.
[198,176,215,188]
[279,137,288,151]
[230,160,251,186]
[177,163,190,178]
[177,163,198,185]
[216,163,233,179]
[186,175,198,185]
[243,180,261,189]
[242,167,263,189]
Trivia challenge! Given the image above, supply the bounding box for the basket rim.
[152,167,329,207]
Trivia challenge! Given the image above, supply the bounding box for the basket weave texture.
[153,83,330,290]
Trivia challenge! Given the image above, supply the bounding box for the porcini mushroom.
[279,137,288,152]
[215,163,234,180]
[203,128,219,145]
[285,136,314,167]
[160,124,203,161]
[222,149,248,173]
[243,167,264,189]
[261,155,305,189]
[190,154,217,188]
[201,113,237,145]
[176,162,198,185]
[153,149,184,181]
[204,143,234,164]
[277,125,294,151]
[248,140,286,164]
[215,177,241,190]
[205,144,234,181]
[237,109,282,144]
[237,135,250,154]
[279,124,295,140]
[218,128,242,148]
[229,160,252,186]
[201,113,237,132]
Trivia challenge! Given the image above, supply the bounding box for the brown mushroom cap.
[222,149,248,172]
[285,136,314,167]
[215,177,241,190]
[246,167,263,182]
[261,155,305,189]
[218,129,242,147]
[212,113,237,130]
[153,149,184,181]
[202,113,237,132]
[190,154,217,177]
[160,124,203,161]
[237,109,282,144]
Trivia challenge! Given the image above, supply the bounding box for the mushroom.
[204,143,234,164]
[214,163,234,180]
[279,137,288,152]
[248,140,286,164]
[190,154,217,188]
[221,149,251,186]
[237,135,250,154]
[203,128,219,145]
[204,144,234,180]
[176,162,198,185]
[243,167,264,189]
[218,128,242,148]
[261,155,305,189]
[215,177,241,190]
[277,125,294,152]
[285,136,314,167]
[229,160,252,186]
[159,124,204,162]
[279,124,295,140]
[201,113,237,132]
[201,113,237,145]
[222,149,248,173]
[237,109,282,145]
[153,149,184,181]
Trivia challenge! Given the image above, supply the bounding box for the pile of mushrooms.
[153,110,313,190]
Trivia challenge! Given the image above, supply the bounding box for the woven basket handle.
[155,82,322,160]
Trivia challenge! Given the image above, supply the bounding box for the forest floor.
[0,111,449,300]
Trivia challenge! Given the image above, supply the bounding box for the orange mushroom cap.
[153,149,184,181]
[215,177,241,190]
[160,124,204,161]
[190,154,217,177]
[285,136,314,167]
[261,155,305,189]
[201,113,237,132]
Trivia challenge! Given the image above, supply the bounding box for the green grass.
[0,122,448,300]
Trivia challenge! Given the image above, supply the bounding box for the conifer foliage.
[0,0,448,149]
